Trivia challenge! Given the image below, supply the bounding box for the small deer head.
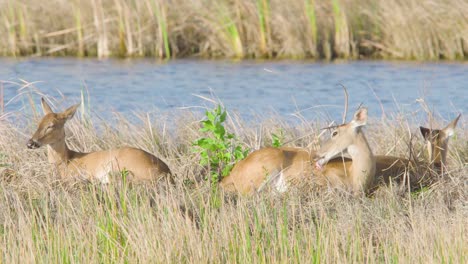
[419,114,461,167]
[27,98,80,149]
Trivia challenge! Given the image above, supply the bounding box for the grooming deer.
[27,98,172,183]
[220,107,376,195]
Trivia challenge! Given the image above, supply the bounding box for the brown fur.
[27,98,172,183]
[219,147,312,195]
[220,108,375,195]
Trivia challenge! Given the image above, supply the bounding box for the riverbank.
[1,0,467,60]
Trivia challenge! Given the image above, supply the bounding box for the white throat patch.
[347,145,360,157]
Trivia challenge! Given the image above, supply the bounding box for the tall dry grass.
[0,0,467,60]
[0,93,466,262]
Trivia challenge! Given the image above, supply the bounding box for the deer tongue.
[315,158,326,170]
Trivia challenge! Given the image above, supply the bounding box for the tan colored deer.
[27,98,172,183]
[372,114,461,187]
[419,114,461,173]
[220,107,375,195]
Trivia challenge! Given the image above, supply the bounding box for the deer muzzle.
[27,139,41,149]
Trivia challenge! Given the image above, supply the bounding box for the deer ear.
[59,103,80,121]
[420,126,431,140]
[442,114,461,138]
[41,98,53,115]
[350,107,368,128]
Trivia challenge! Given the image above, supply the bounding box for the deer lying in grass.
[419,114,461,174]
[373,114,461,188]
[27,98,172,183]
[220,107,375,195]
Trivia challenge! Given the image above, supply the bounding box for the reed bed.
[1,0,467,60]
[0,95,466,263]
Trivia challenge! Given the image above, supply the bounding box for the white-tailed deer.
[220,107,375,195]
[372,114,461,188]
[419,114,461,173]
[27,98,172,183]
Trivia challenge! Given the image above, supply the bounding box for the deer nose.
[27,139,41,149]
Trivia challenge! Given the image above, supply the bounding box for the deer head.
[27,98,80,149]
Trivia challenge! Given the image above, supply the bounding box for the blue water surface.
[0,58,466,122]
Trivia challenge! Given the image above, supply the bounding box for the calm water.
[0,58,466,122]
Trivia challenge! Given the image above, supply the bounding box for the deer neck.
[429,140,448,173]
[47,139,72,165]
[348,130,375,191]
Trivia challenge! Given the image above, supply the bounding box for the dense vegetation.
[1,0,467,60]
[0,94,466,262]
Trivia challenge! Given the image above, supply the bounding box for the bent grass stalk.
[225,20,243,59]
[212,1,244,58]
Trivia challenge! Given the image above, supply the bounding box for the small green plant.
[193,105,249,185]
[411,186,431,198]
[271,130,284,148]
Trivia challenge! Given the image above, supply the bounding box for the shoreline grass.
[1,0,467,60]
[0,94,466,262]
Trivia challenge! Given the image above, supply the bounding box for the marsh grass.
[305,0,318,57]
[0,93,466,262]
[1,0,467,60]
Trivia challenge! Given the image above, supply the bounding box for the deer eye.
[331,131,338,137]
[45,124,54,132]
